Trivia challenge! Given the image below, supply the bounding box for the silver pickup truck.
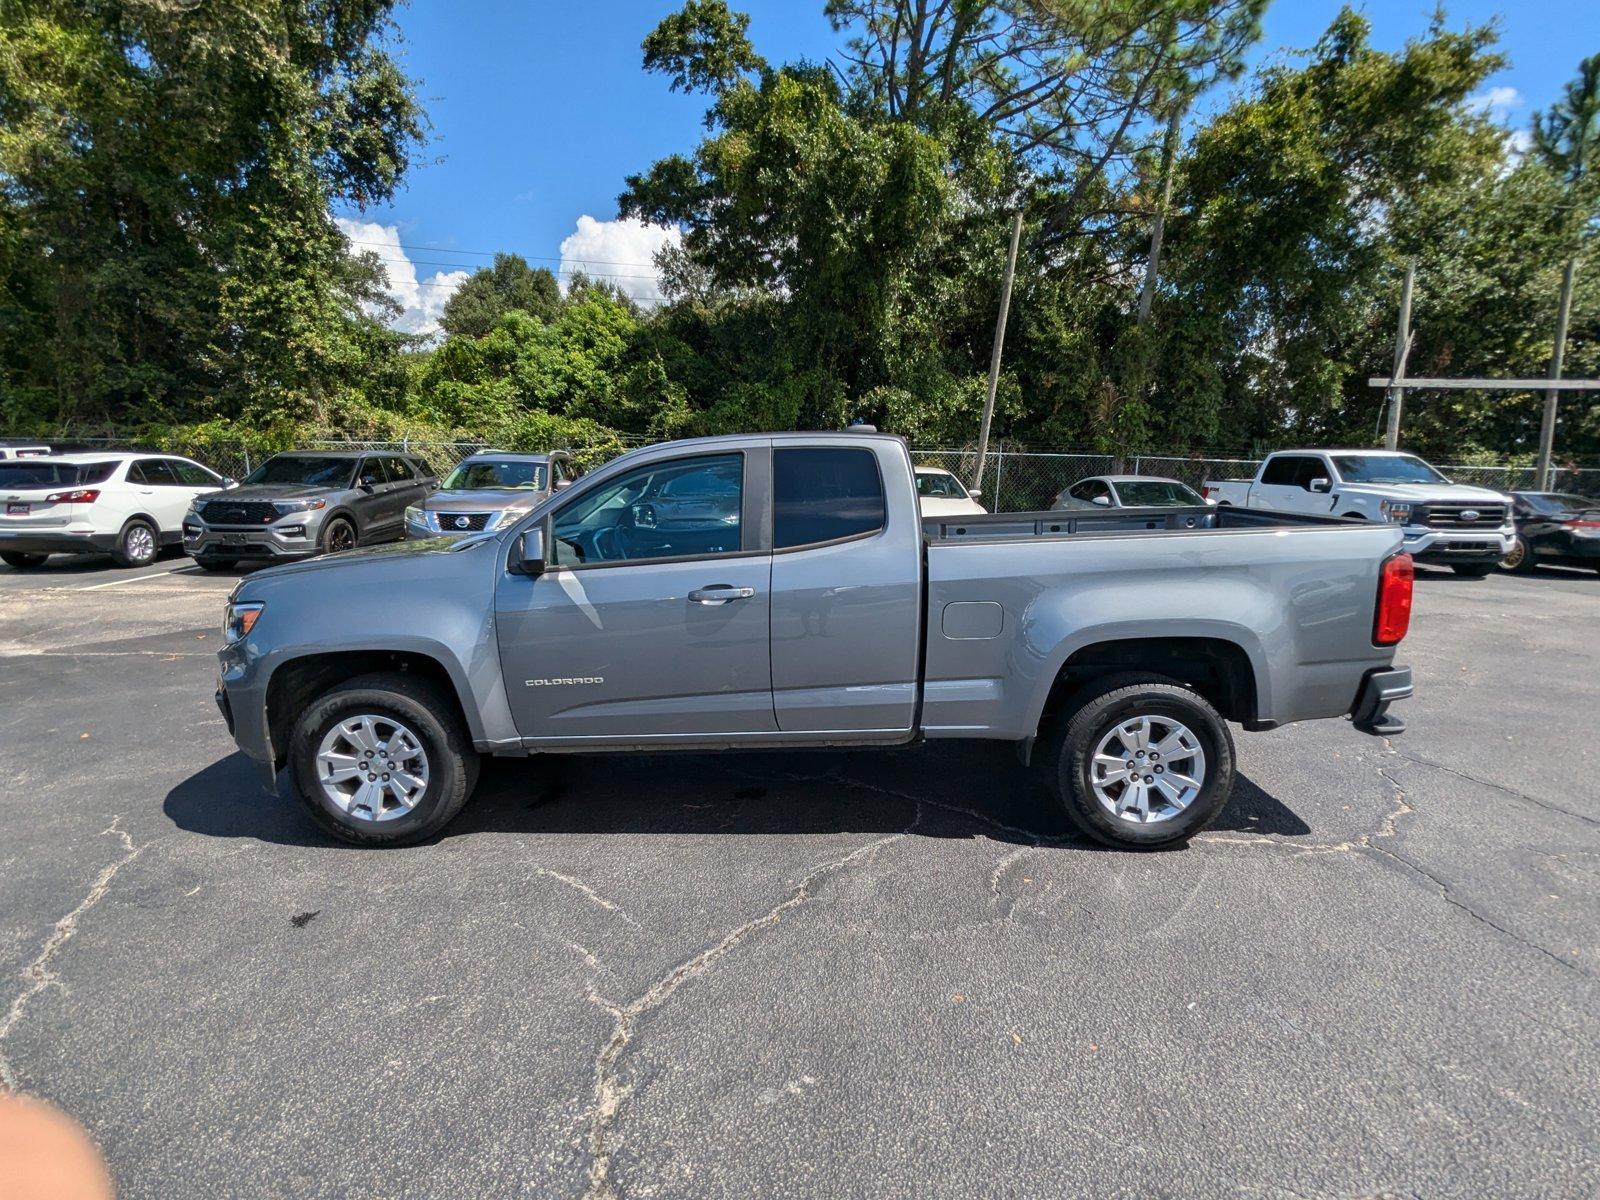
[215,432,1415,850]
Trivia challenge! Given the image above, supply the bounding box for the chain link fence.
[11,433,1599,510]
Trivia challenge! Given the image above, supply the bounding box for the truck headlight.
[273,498,327,515]
[405,505,424,524]
[1380,501,1412,524]
[224,602,264,643]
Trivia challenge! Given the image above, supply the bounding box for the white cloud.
[1470,85,1522,115]
[558,215,682,306]
[335,218,468,336]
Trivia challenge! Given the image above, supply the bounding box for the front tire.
[0,551,48,569]
[319,516,357,555]
[1042,675,1236,850]
[111,518,159,567]
[288,672,479,846]
[1451,563,1496,578]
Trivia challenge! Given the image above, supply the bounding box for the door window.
[1260,456,1308,486]
[381,456,415,482]
[551,453,744,565]
[131,459,180,485]
[774,448,886,549]
[356,458,387,487]
[169,460,220,486]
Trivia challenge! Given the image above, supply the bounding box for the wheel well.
[1340,512,1365,520]
[265,651,471,769]
[1038,637,1258,731]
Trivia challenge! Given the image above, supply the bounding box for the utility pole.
[973,209,1024,493]
[1536,257,1578,491]
[1383,263,1415,451]
[1137,107,1182,325]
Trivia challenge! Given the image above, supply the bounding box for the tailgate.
[0,491,77,530]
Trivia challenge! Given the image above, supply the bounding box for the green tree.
[439,254,563,339]
[0,0,424,428]
[1533,53,1600,184]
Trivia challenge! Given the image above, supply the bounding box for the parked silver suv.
[404,450,575,538]
[185,451,437,569]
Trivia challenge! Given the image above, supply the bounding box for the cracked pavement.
[0,555,1596,1198]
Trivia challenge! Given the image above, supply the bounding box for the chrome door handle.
[688,585,755,604]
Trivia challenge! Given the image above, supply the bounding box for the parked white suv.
[914,466,987,517]
[1204,449,1514,576]
[0,452,229,569]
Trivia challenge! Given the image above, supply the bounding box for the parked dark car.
[184,451,437,569]
[1501,492,1600,574]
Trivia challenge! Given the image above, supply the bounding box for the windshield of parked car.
[442,460,546,491]
[1332,454,1447,485]
[1115,480,1204,506]
[243,456,356,486]
[916,471,968,499]
[0,460,117,487]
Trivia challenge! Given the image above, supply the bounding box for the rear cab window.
[774,447,886,550]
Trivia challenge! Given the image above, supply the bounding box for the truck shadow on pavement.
[163,743,1310,850]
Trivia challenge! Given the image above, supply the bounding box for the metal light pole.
[1383,263,1415,451]
[1536,257,1578,491]
[973,210,1024,494]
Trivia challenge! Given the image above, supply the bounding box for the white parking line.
[75,566,191,591]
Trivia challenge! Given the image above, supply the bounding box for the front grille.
[435,511,492,532]
[1422,503,1506,529]
[201,500,279,526]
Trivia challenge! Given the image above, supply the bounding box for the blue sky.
[344,1,1599,330]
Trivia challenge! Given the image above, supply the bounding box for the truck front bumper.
[1401,525,1513,565]
[1350,665,1412,736]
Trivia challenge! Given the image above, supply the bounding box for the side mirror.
[511,528,546,577]
[1091,494,1111,507]
[1308,477,1331,493]
[554,478,573,490]
[358,480,375,493]
[222,477,238,489]
[967,488,982,500]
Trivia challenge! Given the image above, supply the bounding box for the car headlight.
[224,602,264,643]
[405,505,424,524]
[273,498,327,515]
[1380,500,1413,524]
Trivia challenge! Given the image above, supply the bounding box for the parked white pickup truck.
[1204,450,1514,576]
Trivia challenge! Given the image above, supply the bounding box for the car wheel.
[111,518,159,568]
[1501,535,1535,573]
[1451,563,1496,578]
[0,551,48,569]
[1040,674,1236,850]
[320,517,357,555]
[193,555,238,572]
[289,672,480,847]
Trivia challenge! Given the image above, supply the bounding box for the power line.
[343,237,663,270]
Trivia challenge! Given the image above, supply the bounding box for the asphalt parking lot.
[1,553,1596,1199]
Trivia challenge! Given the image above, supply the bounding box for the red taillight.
[1202,486,1216,498]
[1563,519,1600,529]
[44,488,99,503]
[1374,552,1414,646]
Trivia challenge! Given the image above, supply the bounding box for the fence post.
[994,443,1005,511]
[243,448,252,477]
[1133,455,1142,475]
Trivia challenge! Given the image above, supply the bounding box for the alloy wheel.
[315,714,430,822]
[1089,714,1207,825]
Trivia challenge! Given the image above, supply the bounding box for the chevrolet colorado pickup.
[1203,449,1514,576]
[216,432,1415,850]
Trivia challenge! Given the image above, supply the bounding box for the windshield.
[442,460,547,491]
[0,460,117,487]
[1332,454,1447,485]
[244,456,355,486]
[916,471,967,499]
[1529,492,1600,515]
[1115,480,1204,506]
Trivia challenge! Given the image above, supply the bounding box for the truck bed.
[923,504,1347,543]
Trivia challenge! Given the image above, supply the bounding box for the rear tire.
[288,672,479,846]
[1501,535,1536,573]
[1040,674,1236,850]
[0,551,48,569]
[111,518,159,568]
[1451,563,1495,578]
